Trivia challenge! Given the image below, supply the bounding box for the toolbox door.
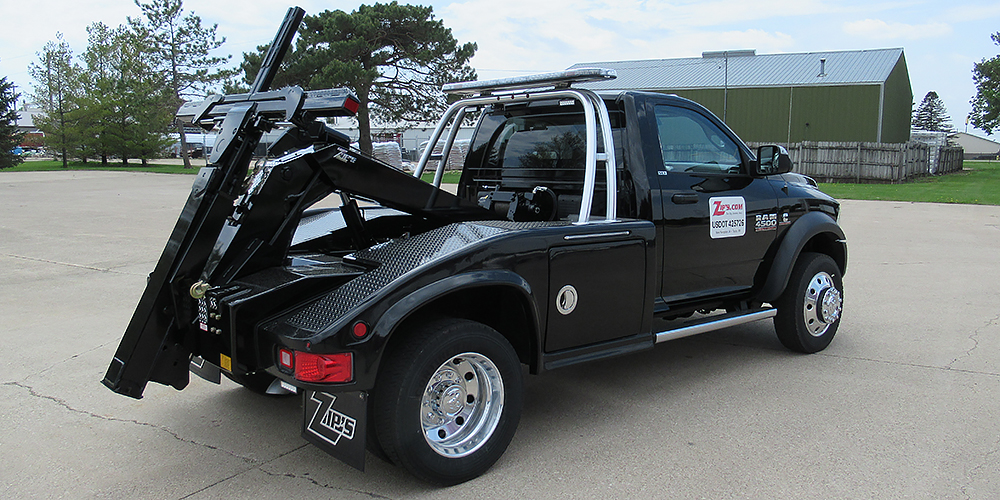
[544,238,646,352]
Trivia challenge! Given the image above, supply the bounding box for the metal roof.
[568,48,905,91]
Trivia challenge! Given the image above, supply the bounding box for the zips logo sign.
[302,390,367,471]
[709,196,746,239]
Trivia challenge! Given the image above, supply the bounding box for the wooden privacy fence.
[935,146,964,175]
[747,141,965,183]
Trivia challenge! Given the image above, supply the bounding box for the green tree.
[237,2,476,155]
[80,22,173,165]
[0,76,26,169]
[130,0,233,167]
[971,32,1000,134]
[78,23,122,163]
[29,34,83,167]
[912,91,955,133]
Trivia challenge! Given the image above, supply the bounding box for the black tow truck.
[102,7,847,485]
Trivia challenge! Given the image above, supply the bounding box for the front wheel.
[774,252,844,353]
[373,318,523,485]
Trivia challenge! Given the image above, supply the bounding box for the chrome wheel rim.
[421,352,504,458]
[803,271,842,337]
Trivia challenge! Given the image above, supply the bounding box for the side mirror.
[754,145,792,176]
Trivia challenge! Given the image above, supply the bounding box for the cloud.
[842,18,952,40]
[440,0,805,80]
[441,0,623,75]
[943,3,1000,23]
[585,0,833,28]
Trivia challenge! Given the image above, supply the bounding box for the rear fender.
[758,211,847,303]
[371,270,538,371]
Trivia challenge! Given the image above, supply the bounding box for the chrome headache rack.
[417,68,621,224]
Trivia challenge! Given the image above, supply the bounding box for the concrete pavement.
[1,170,999,498]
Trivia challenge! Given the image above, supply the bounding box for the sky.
[3,0,1000,139]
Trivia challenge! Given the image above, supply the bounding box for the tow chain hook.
[190,281,211,299]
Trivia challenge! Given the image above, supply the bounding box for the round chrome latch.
[555,285,578,315]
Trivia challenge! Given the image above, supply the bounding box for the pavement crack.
[8,380,395,499]
[2,253,136,275]
[31,341,116,378]
[961,436,1000,499]
[175,444,315,500]
[945,314,999,370]
[257,467,396,499]
[4,381,259,465]
[699,336,1000,378]
[812,352,1000,378]
[179,443,397,500]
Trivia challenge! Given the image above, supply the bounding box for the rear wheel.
[373,318,523,485]
[774,252,844,353]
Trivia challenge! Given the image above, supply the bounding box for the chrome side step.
[654,309,777,344]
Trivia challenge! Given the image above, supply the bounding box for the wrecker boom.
[102,6,487,398]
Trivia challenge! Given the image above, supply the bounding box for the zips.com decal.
[709,196,746,239]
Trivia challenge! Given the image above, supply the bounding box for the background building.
[952,132,1000,160]
[571,48,912,144]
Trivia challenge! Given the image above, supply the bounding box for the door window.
[654,105,742,174]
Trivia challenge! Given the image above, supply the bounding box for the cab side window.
[655,105,742,174]
[459,105,630,220]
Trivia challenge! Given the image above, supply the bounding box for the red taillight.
[294,352,353,383]
[344,97,360,114]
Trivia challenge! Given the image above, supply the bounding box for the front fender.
[758,211,847,303]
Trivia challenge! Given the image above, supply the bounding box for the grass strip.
[8,160,1000,206]
[818,161,1000,206]
[3,160,199,175]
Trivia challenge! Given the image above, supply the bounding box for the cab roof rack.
[442,68,616,96]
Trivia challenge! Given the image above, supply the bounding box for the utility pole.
[723,51,728,123]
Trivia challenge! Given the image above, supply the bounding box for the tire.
[365,396,394,465]
[774,252,844,353]
[373,318,523,485]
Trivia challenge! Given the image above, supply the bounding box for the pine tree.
[237,2,476,155]
[29,34,83,167]
[0,76,26,169]
[80,23,172,165]
[912,91,955,133]
[77,23,121,163]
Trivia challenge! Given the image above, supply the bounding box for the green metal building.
[572,48,912,144]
